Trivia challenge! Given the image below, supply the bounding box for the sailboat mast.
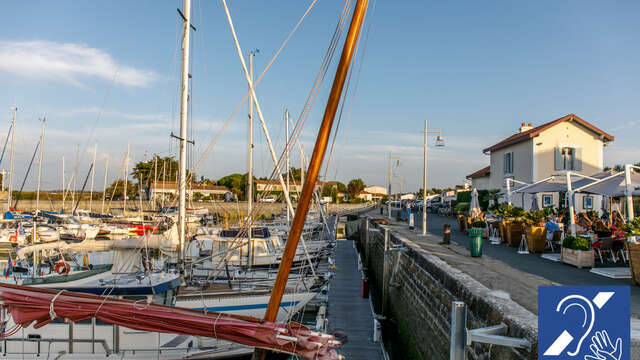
[35,117,46,214]
[247,51,254,268]
[262,0,369,323]
[124,142,129,212]
[178,0,192,265]
[89,143,97,212]
[285,109,290,225]
[6,108,16,213]
[61,155,65,212]
[101,155,109,214]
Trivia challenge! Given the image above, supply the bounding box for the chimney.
[519,122,533,133]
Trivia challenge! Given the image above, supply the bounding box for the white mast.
[124,142,130,212]
[101,155,109,214]
[6,108,16,213]
[178,0,192,264]
[89,143,97,212]
[61,155,65,211]
[247,51,255,268]
[35,117,46,215]
[285,109,290,225]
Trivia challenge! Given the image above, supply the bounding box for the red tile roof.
[466,166,490,179]
[482,114,614,154]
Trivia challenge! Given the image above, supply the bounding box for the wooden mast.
[262,0,368,323]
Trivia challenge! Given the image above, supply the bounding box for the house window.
[542,195,553,208]
[555,147,582,171]
[583,195,594,210]
[503,152,514,175]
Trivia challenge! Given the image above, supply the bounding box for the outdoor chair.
[548,230,563,253]
[620,241,629,264]
[595,237,616,264]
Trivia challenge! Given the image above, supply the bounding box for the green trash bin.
[467,228,484,257]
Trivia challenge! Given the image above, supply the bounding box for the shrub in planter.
[471,220,486,229]
[454,202,470,213]
[562,235,594,268]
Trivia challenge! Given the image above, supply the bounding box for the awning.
[574,171,640,197]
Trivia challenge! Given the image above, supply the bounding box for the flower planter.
[524,225,546,253]
[628,242,640,286]
[561,247,595,268]
[498,221,506,244]
[505,222,523,247]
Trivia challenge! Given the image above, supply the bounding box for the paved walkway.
[408,211,640,317]
[327,240,385,360]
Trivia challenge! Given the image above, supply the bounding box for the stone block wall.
[358,218,538,360]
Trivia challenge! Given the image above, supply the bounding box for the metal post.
[382,227,390,315]
[61,155,65,212]
[450,301,467,360]
[365,217,370,266]
[6,108,16,213]
[101,155,109,214]
[566,171,576,235]
[423,119,427,235]
[286,109,290,224]
[625,164,634,221]
[388,152,392,219]
[68,321,74,354]
[247,51,254,269]
[35,117,46,214]
[506,178,512,206]
[178,0,192,269]
[89,143,96,212]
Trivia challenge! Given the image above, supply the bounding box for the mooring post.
[450,301,467,360]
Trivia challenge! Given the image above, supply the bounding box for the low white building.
[150,181,231,201]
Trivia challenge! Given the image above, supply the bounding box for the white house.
[150,181,232,201]
[467,114,614,211]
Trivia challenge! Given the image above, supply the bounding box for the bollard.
[409,213,414,230]
[440,224,451,244]
[361,276,369,298]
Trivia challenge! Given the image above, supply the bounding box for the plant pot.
[468,228,484,257]
[505,222,523,247]
[628,242,640,286]
[561,247,595,268]
[498,221,506,244]
[524,225,546,253]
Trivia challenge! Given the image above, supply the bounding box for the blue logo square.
[538,286,630,360]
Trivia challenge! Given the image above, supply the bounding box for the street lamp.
[387,152,401,220]
[422,120,444,235]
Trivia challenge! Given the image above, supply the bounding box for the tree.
[347,178,365,199]
[131,156,194,188]
[216,173,255,200]
[283,167,303,182]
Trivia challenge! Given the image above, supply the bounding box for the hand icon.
[584,330,622,360]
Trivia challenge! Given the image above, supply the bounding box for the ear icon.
[543,295,595,356]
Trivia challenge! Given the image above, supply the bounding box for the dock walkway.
[328,239,385,360]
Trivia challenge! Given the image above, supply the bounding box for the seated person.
[545,216,560,241]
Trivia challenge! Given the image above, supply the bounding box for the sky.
[1,0,639,194]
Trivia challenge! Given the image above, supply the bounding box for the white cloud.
[0,41,157,87]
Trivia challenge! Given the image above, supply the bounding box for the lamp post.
[387,152,401,220]
[422,119,444,235]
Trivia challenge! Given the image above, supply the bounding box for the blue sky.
[0,1,639,193]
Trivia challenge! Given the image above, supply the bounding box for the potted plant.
[495,204,525,246]
[523,210,547,252]
[468,220,486,257]
[623,218,640,285]
[561,235,594,268]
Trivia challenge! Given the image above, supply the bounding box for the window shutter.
[573,148,582,171]
[504,153,507,174]
[554,147,562,170]
[510,152,514,174]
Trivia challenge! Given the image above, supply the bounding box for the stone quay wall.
[357,217,538,360]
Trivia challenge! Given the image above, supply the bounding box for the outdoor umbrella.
[469,188,482,219]
[574,171,640,197]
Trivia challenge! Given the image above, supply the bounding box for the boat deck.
[328,239,385,360]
